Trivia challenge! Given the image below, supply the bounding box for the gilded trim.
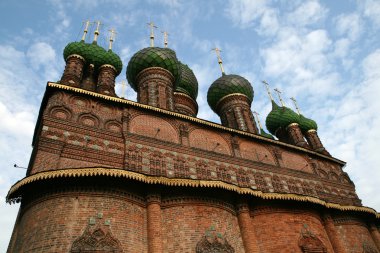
[46,82,345,165]
[66,54,85,62]
[307,129,317,133]
[6,167,379,219]
[287,123,299,128]
[215,93,250,110]
[99,64,117,72]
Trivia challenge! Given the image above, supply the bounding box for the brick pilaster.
[323,213,347,253]
[369,224,380,251]
[147,192,162,253]
[236,200,260,253]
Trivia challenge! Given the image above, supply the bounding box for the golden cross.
[121,80,127,98]
[274,88,285,107]
[81,20,91,41]
[252,111,263,130]
[108,28,117,50]
[93,21,102,42]
[262,80,274,101]
[161,31,169,48]
[147,21,158,47]
[211,47,225,75]
[290,97,301,115]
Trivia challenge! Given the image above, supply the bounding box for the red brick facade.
[6,82,380,252]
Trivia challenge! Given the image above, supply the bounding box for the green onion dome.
[260,128,275,139]
[207,74,253,113]
[126,47,180,91]
[102,49,123,75]
[298,114,318,132]
[265,101,300,135]
[63,41,89,61]
[176,62,198,100]
[83,42,108,69]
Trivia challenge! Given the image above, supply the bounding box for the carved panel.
[78,113,100,128]
[71,216,122,253]
[105,120,122,133]
[196,227,234,253]
[298,225,327,253]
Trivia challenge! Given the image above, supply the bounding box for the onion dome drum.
[207,74,254,113]
[126,47,180,91]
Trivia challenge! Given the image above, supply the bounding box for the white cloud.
[286,0,327,27]
[224,0,273,28]
[335,13,362,41]
[361,0,380,27]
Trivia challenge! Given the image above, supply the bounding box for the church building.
[6,21,380,253]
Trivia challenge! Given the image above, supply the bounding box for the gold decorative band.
[66,54,85,62]
[6,167,379,219]
[287,123,299,128]
[215,93,250,111]
[307,129,317,133]
[99,64,117,72]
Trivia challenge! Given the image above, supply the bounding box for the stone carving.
[298,224,327,253]
[71,215,122,253]
[196,226,234,253]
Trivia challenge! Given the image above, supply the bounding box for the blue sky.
[1,0,380,250]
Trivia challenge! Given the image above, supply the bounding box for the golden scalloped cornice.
[6,167,379,219]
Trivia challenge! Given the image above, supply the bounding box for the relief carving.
[71,215,122,253]
[298,224,327,253]
[196,226,234,253]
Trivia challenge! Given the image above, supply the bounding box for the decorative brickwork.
[287,123,309,148]
[61,55,85,87]
[81,64,96,91]
[216,94,257,134]
[97,64,117,96]
[136,67,175,110]
[305,129,331,156]
[173,92,198,117]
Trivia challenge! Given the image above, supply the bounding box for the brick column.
[305,130,330,156]
[286,123,308,148]
[146,192,162,253]
[323,213,347,253]
[60,54,85,87]
[81,63,96,91]
[136,67,175,111]
[173,92,198,117]
[369,224,380,250]
[216,94,258,134]
[236,200,260,253]
[97,64,117,96]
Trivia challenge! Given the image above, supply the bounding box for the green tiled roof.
[126,47,180,91]
[299,114,318,132]
[103,49,123,75]
[176,62,198,100]
[63,41,89,61]
[63,41,122,75]
[207,74,253,112]
[265,101,300,135]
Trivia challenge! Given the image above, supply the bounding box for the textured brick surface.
[252,205,334,253]
[8,191,147,253]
